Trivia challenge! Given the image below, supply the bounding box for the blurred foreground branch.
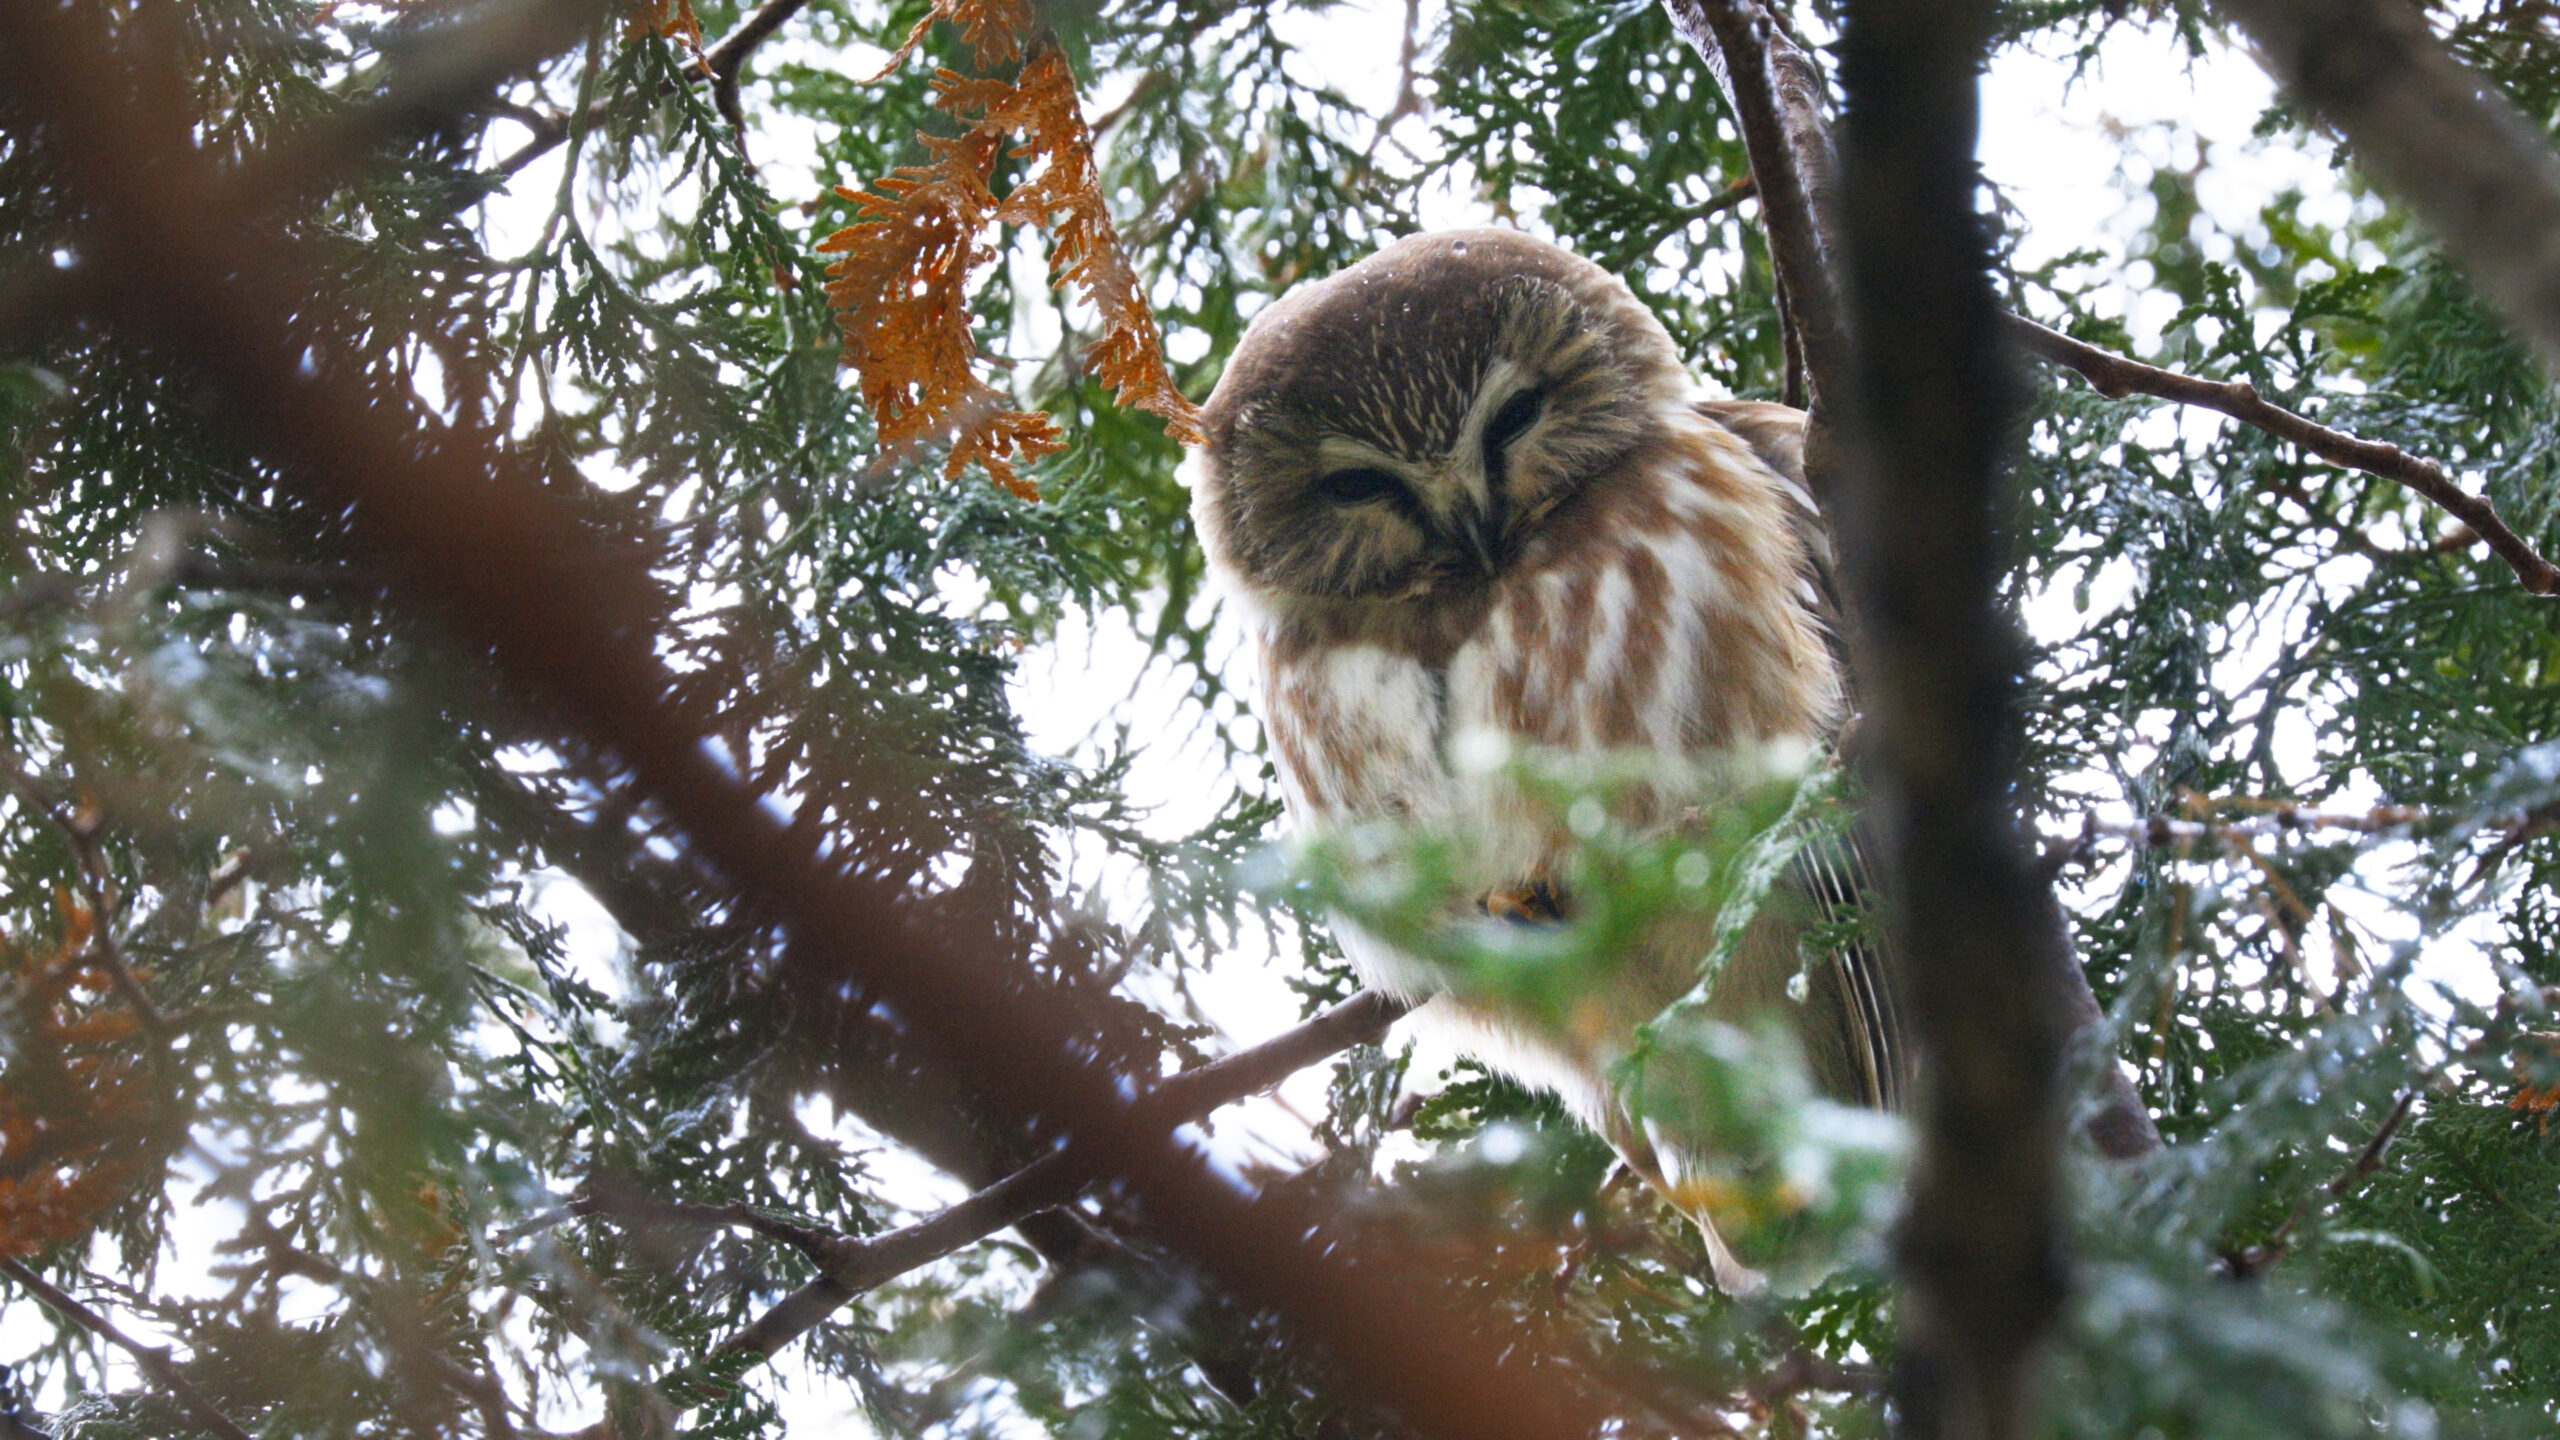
[1830,0,2072,1435]
[0,1259,252,1440]
[2218,0,2560,376]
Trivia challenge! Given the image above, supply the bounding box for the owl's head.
[1194,229,1691,603]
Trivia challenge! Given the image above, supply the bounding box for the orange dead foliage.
[879,0,1039,73]
[820,0,1205,500]
[2514,1031,2560,1131]
[0,896,157,1259]
[628,0,703,49]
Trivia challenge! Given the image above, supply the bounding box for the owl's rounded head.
[1194,229,1691,603]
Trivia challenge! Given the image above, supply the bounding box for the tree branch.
[704,0,812,135]
[662,989,1410,1377]
[2216,1088,2418,1278]
[2216,0,2560,376]
[0,1259,255,1440]
[1830,0,2071,1434]
[1663,0,1851,434]
[2007,313,2560,595]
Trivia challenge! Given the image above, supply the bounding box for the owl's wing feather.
[1693,399,1848,664]
[1695,398,1907,1112]
[1789,828,1906,1111]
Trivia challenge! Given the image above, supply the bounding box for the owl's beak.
[1464,495,1506,576]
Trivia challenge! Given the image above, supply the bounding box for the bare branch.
[0,1259,255,1440]
[2216,0,2560,376]
[573,1184,844,1269]
[2007,314,2560,595]
[705,0,812,135]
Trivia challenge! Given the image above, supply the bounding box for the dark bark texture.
[1829,2,2072,1437]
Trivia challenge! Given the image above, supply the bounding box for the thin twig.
[1641,174,1758,255]
[572,1185,842,1268]
[483,0,811,181]
[705,0,812,135]
[2005,313,2560,595]
[2217,1088,2418,1278]
[0,1259,256,1440]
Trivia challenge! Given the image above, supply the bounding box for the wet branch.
[2007,314,2560,595]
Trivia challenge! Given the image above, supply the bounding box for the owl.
[1191,229,1902,1289]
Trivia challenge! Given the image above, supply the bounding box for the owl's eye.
[1483,386,1545,453]
[1314,467,1402,506]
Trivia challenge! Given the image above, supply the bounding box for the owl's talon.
[1479,882,1565,925]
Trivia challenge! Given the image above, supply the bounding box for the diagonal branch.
[705,0,813,134]
[0,1259,255,1440]
[647,990,1410,1379]
[2216,1087,2418,1278]
[2007,314,2560,595]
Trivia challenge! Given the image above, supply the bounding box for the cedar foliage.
[820,0,1202,497]
[0,0,2556,1437]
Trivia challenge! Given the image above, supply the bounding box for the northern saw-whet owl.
[1191,229,1903,1290]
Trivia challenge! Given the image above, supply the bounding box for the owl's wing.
[1692,399,1846,659]
[1694,398,1907,1112]
[1790,827,1907,1110]
[1690,398,1808,488]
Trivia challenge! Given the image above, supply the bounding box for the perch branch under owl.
[537,990,1414,1400]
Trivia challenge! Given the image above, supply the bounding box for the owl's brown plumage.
[1193,230,1900,1288]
